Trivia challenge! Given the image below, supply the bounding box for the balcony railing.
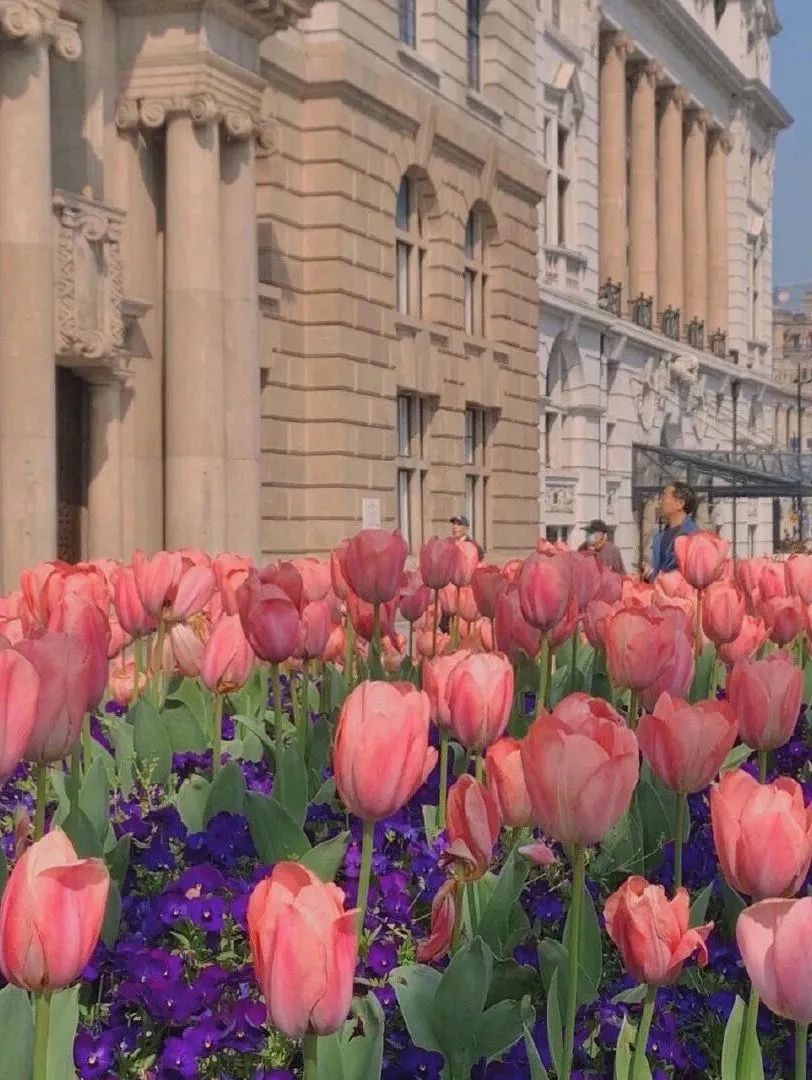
[629,293,653,330]
[660,306,681,341]
[709,329,727,358]
[686,317,705,351]
[598,279,622,316]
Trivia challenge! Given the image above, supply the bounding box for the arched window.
[463,208,489,336]
[395,175,427,318]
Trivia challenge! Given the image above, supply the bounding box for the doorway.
[56,367,89,563]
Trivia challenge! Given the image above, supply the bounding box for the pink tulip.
[521,707,639,846]
[169,621,207,678]
[735,557,770,610]
[420,536,459,591]
[604,606,672,691]
[517,553,573,633]
[582,600,619,650]
[132,550,183,619]
[761,595,804,646]
[726,652,802,751]
[518,841,557,865]
[551,692,625,730]
[655,571,696,601]
[736,897,812,1024]
[346,592,396,643]
[334,682,437,821]
[674,531,729,590]
[639,630,695,711]
[718,615,767,666]
[247,862,358,1037]
[596,566,623,604]
[48,591,110,709]
[0,651,38,783]
[493,586,540,662]
[486,737,533,828]
[471,565,505,620]
[322,624,347,667]
[200,614,254,693]
[604,876,712,986]
[417,879,458,962]
[638,693,738,794]
[330,541,350,602]
[398,571,431,623]
[501,559,523,585]
[343,529,408,604]
[444,774,501,879]
[711,770,812,900]
[701,581,745,646]
[293,600,332,661]
[258,561,304,610]
[236,572,301,664]
[16,632,90,763]
[784,554,812,604]
[548,594,579,650]
[457,586,479,624]
[422,650,470,729]
[213,554,254,615]
[113,564,157,638]
[292,558,331,602]
[107,658,147,706]
[571,551,603,612]
[446,652,514,751]
[449,540,480,588]
[0,829,109,991]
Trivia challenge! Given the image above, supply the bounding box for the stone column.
[707,130,732,336]
[599,32,630,293]
[220,113,264,561]
[0,7,80,586]
[164,96,227,553]
[657,85,688,316]
[683,109,710,328]
[628,60,660,306]
[87,374,123,559]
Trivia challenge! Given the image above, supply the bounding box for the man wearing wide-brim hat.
[577,519,625,573]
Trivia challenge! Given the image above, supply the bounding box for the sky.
[772,0,812,286]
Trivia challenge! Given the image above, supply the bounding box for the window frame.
[396,392,431,550]
[466,0,482,91]
[395,175,427,318]
[398,0,417,48]
[464,405,490,549]
[463,209,489,337]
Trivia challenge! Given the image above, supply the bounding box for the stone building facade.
[537,0,793,566]
[0,0,545,590]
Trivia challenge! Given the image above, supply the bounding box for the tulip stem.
[212,693,223,776]
[538,635,551,711]
[438,732,450,831]
[356,819,375,938]
[757,749,768,784]
[673,795,686,891]
[431,590,440,658]
[569,632,579,693]
[795,1022,808,1080]
[474,753,484,783]
[370,603,383,679]
[343,616,356,690]
[563,844,586,1080]
[82,713,93,773]
[737,985,760,1080]
[271,662,282,770]
[627,690,639,732]
[302,1032,319,1080]
[694,590,703,658]
[298,660,311,749]
[152,619,166,705]
[132,637,144,704]
[33,762,48,841]
[632,985,657,1079]
[32,991,51,1080]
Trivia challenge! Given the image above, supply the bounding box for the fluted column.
[707,130,732,336]
[87,374,123,559]
[164,96,227,552]
[221,113,266,561]
[628,60,660,306]
[658,85,688,316]
[683,109,709,328]
[0,5,81,586]
[599,32,630,293]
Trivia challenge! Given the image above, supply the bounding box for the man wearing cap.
[450,515,484,559]
[578,519,625,573]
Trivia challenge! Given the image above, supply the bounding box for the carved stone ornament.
[634,357,667,433]
[543,484,575,514]
[116,96,274,150]
[0,1,82,59]
[53,191,126,365]
[224,109,254,141]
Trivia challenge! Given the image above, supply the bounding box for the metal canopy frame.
[632,443,812,504]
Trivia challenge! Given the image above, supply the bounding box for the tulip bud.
[444,775,501,879]
[445,652,514,752]
[737,898,812,1025]
[726,652,802,751]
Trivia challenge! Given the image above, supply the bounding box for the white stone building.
[537,0,794,568]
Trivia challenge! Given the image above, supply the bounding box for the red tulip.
[0,651,38,783]
[422,650,471,729]
[726,652,802,751]
[486,737,533,828]
[736,898,812,1024]
[457,586,479,624]
[213,554,254,615]
[493,585,541,662]
[0,829,109,991]
[293,600,332,661]
[200,614,254,693]
[711,770,812,900]
[444,775,501,879]
[346,592,396,643]
[247,862,358,1037]
[16,632,91,763]
[417,879,458,962]
[638,693,738,794]
[292,558,331,602]
[604,606,671,691]
[449,540,480,588]
[674,531,729,590]
[582,600,619,650]
[639,630,695,711]
[446,652,514,751]
[784,554,812,604]
[258,561,304,610]
[548,594,579,650]
[521,706,639,846]
[501,559,523,585]
[604,876,712,986]
[761,595,804,646]
[330,541,350,602]
[236,572,301,664]
[334,682,437,821]
[517,553,573,633]
[718,615,767,666]
[420,536,459,591]
[343,529,408,604]
[471,565,505,620]
[571,551,603,612]
[398,571,431,623]
[596,566,623,604]
[701,581,745,646]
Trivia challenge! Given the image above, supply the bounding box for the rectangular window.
[397,393,411,456]
[398,0,417,48]
[557,177,569,248]
[396,240,410,314]
[557,125,568,171]
[464,269,475,335]
[546,525,569,543]
[397,469,411,547]
[544,412,556,469]
[467,0,482,90]
[550,0,561,29]
[464,406,489,549]
[395,393,430,550]
[750,248,760,340]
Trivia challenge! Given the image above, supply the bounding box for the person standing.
[449,514,484,559]
[643,483,699,579]
[578,519,625,573]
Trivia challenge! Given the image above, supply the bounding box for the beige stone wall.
[257,6,545,561]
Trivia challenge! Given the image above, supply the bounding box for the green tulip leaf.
[524,1021,551,1080]
[46,985,80,1080]
[689,644,717,703]
[433,937,493,1069]
[274,742,309,827]
[101,879,122,948]
[485,959,539,1010]
[390,964,443,1053]
[562,881,603,1008]
[0,847,7,899]
[175,775,212,835]
[105,834,131,888]
[611,985,649,1006]
[307,716,333,781]
[477,850,529,958]
[720,743,754,774]
[721,995,764,1080]
[131,698,172,786]
[690,882,714,928]
[61,805,104,859]
[166,678,210,733]
[300,830,351,883]
[613,1014,634,1080]
[246,792,310,864]
[546,968,564,1079]
[78,757,109,841]
[162,701,209,753]
[0,986,33,1080]
[476,998,528,1063]
[204,761,247,824]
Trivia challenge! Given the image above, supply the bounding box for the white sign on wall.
[362,497,381,529]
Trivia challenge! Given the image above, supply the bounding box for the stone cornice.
[0,0,81,57]
[112,0,318,39]
[116,49,267,118]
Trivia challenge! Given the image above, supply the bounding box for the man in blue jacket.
[644,482,699,579]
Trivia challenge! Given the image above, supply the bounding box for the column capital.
[629,58,663,89]
[117,94,276,150]
[659,84,691,110]
[0,1,81,59]
[709,129,734,155]
[600,30,632,63]
[685,108,712,135]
